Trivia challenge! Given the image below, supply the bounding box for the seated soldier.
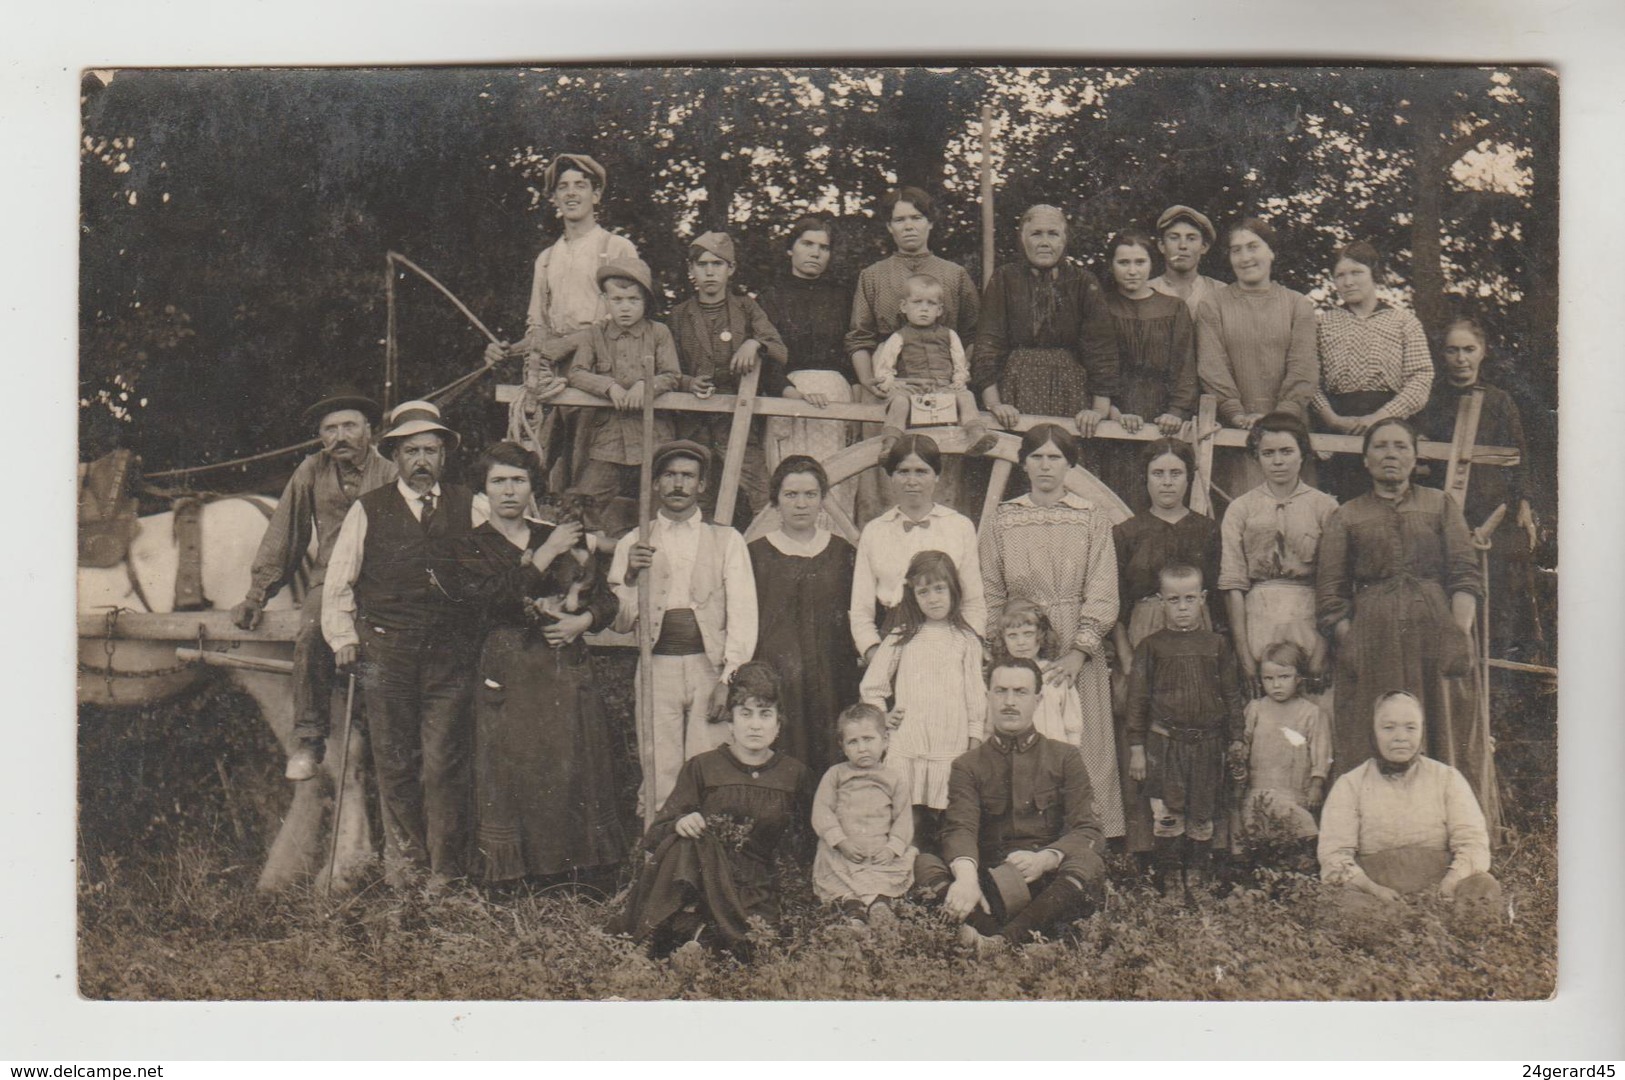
[920,657,1108,950]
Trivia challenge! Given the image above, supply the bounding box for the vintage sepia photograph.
[75,63,1559,1004]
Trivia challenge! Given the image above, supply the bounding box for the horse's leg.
[227,666,329,890]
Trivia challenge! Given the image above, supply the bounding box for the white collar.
[657,510,702,529]
[397,478,442,502]
[766,528,831,557]
[882,503,952,524]
[1011,490,1090,510]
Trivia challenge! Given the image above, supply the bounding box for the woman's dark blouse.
[758,274,857,383]
[644,747,814,866]
[1314,485,1484,634]
[1104,289,1200,422]
[448,521,617,634]
[970,261,1119,396]
[1112,510,1223,628]
[1413,380,1530,527]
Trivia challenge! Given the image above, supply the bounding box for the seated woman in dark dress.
[448,441,625,891]
[610,662,814,957]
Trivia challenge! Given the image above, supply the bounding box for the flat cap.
[596,256,655,297]
[652,439,712,474]
[543,153,607,192]
[1156,204,1216,245]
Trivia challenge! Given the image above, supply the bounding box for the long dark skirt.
[1331,578,1493,825]
[473,626,626,881]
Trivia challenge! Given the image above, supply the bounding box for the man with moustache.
[232,388,397,781]
[926,657,1108,950]
[323,400,482,886]
[1149,205,1225,317]
[608,440,759,815]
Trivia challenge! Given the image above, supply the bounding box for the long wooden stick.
[637,347,658,828]
[325,673,357,899]
[713,365,762,530]
[174,646,294,675]
[980,104,995,289]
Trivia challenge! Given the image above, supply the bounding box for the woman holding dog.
[448,440,626,889]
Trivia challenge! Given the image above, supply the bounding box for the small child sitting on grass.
[1236,641,1330,873]
[872,274,996,456]
[810,703,915,930]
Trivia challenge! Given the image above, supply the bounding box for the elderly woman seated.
[1317,691,1501,909]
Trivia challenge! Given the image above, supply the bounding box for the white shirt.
[526,225,638,336]
[321,479,482,652]
[607,509,758,680]
[849,502,986,656]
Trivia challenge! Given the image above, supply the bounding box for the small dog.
[525,490,600,624]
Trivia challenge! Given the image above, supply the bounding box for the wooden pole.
[712,365,762,530]
[173,647,294,675]
[980,104,995,290]
[324,673,357,899]
[1190,395,1218,517]
[637,347,659,828]
[384,257,398,413]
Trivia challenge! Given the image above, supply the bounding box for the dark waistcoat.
[354,483,474,629]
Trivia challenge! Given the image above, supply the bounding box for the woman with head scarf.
[1315,418,1492,824]
[971,204,1120,442]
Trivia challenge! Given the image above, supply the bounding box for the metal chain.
[81,606,199,697]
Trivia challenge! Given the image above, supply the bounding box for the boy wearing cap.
[670,231,788,528]
[1150,205,1226,317]
[232,389,398,781]
[566,257,684,523]
[609,439,759,814]
[485,153,640,372]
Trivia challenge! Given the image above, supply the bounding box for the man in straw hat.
[323,400,482,886]
[925,656,1107,950]
[608,439,759,815]
[232,387,397,781]
[1149,203,1225,316]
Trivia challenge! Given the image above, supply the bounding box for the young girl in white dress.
[859,549,986,853]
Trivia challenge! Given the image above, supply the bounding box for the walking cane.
[324,672,358,900]
[636,349,658,828]
[1473,503,1507,843]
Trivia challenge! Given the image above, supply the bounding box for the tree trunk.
[1408,93,1450,336]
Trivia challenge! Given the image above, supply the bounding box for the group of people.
[229,150,1529,955]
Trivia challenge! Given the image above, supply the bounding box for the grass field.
[76,656,1557,1002]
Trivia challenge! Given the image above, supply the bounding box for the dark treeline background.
[79,64,1558,513]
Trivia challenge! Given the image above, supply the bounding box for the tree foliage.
[79,65,1557,502]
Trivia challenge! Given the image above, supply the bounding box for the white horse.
[77,497,372,892]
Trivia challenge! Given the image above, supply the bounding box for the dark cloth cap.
[303,387,382,428]
[652,439,712,475]
[987,861,1033,919]
[543,153,607,192]
[596,256,655,297]
[1156,205,1217,245]
[689,230,737,266]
